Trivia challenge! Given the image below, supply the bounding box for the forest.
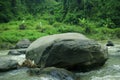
[0,0,120,49]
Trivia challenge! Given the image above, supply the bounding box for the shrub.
[83,25,97,34]
[92,28,114,40]
[64,13,79,25]
[0,13,11,23]
[0,30,48,43]
[0,24,9,30]
[45,28,58,35]
[48,18,55,25]
[53,22,63,27]
[56,25,83,33]
[41,14,55,25]
[19,24,26,30]
[114,28,120,38]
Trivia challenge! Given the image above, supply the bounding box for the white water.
[0,50,25,65]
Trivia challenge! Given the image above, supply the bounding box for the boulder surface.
[26,33,108,71]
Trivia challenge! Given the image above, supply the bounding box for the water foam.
[108,45,120,56]
[91,75,120,80]
[112,65,120,70]
[39,77,59,80]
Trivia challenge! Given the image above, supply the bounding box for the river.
[0,41,120,80]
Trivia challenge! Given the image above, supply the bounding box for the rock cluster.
[8,39,31,55]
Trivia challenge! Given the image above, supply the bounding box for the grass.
[0,18,120,49]
[0,30,47,43]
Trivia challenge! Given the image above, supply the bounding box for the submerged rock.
[27,67,77,80]
[26,33,108,71]
[17,48,26,54]
[8,50,21,55]
[8,49,26,55]
[0,58,18,72]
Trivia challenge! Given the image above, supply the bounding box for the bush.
[91,28,114,40]
[80,21,97,34]
[41,14,55,25]
[48,18,55,25]
[19,24,26,30]
[45,28,58,35]
[53,22,63,27]
[0,13,10,23]
[56,25,83,33]
[0,24,9,30]
[36,25,53,33]
[63,13,79,25]
[114,28,120,38]
[100,28,114,37]
[0,30,48,43]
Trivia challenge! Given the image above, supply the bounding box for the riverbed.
[0,41,120,80]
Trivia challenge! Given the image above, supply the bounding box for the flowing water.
[76,42,120,80]
[0,41,120,80]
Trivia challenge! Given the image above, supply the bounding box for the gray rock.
[106,41,114,46]
[17,49,26,54]
[26,33,108,71]
[8,50,21,55]
[27,67,77,80]
[8,49,26,55]
[15,39,31,49]
[0,58,18,72]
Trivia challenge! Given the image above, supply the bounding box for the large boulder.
[0,58,18,72]
[26,33,108,71]
[27,67,77,80]
[15,39,31,49]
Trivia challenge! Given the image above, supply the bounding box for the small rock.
[117,50,120,52]
[0,58,18,72]
[106,41,114,46]
[8,50,21,55]
[17,49,26,54]
[8,49,26,55]
[15,39,31,49]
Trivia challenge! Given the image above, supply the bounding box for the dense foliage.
[0,0,120,49]
[0,0,120,26]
